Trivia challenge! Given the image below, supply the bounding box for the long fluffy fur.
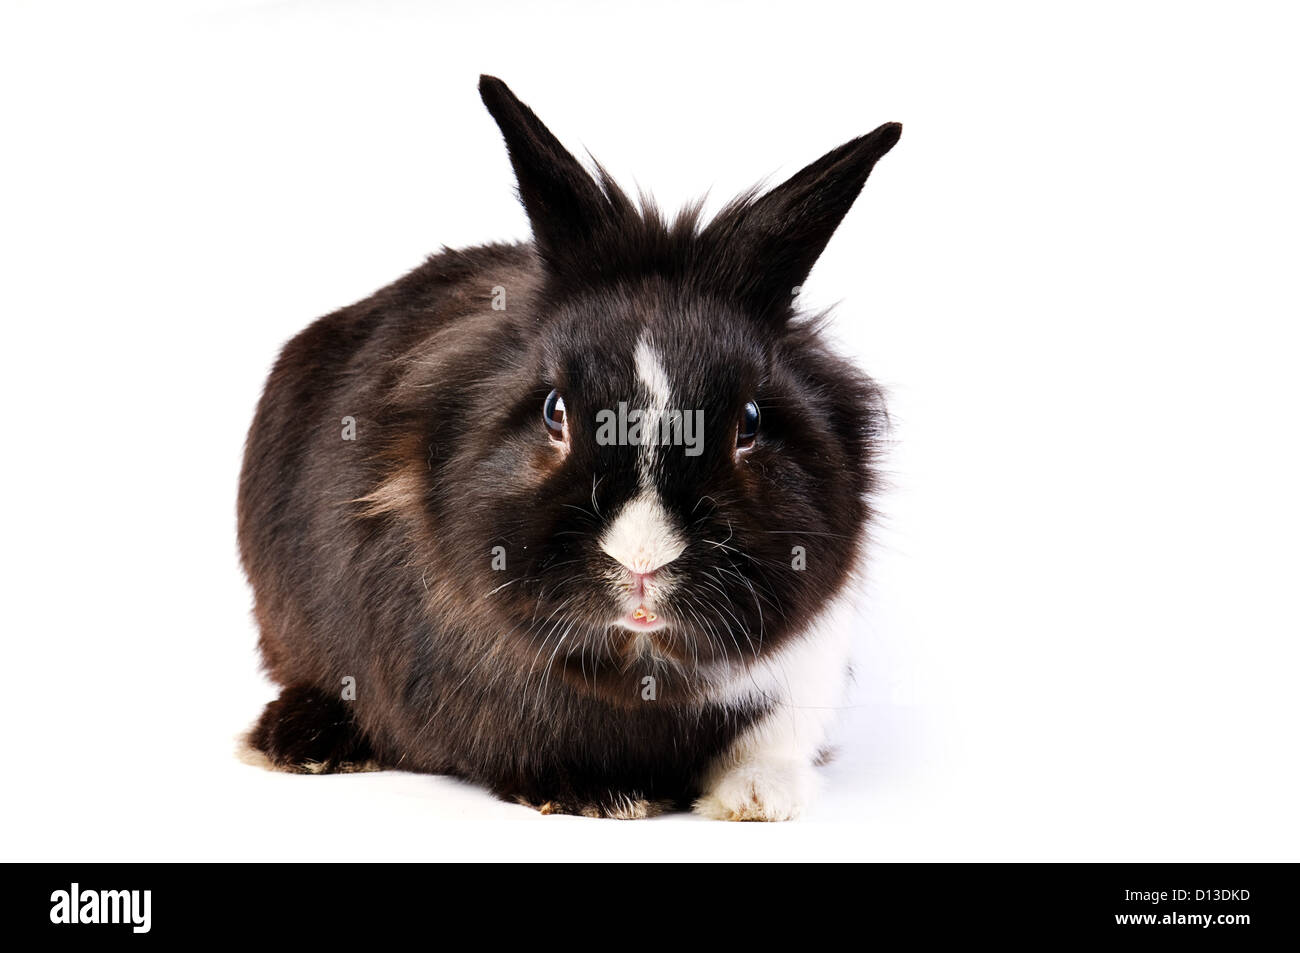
[237,76,899,818]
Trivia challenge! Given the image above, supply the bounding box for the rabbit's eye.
[543,389,567,443]
[736,400,760,451]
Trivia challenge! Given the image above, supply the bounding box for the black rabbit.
[238,76,901,819]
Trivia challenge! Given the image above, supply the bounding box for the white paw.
[693,758,815,822]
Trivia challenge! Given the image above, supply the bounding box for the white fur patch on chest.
[704,609,852,714]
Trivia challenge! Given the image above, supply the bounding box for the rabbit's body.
[238,77,900,820]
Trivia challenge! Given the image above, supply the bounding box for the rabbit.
[237,75,900,820]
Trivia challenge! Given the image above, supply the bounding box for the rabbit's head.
[366,77,899,706]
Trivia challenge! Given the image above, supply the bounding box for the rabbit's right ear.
[479,76,628,277]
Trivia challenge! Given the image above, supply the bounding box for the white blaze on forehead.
[599,490,687,574]
[599,334,685,574]
[634,333,670,486]
[634,333,671,408]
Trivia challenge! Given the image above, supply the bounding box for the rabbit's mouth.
[615,605,667,633]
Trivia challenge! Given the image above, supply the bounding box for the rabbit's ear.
[479,75,628,274]
[703,122,902,324]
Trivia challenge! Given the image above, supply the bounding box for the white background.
[2,0,1297,861]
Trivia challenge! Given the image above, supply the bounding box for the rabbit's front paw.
[693,757,815,822]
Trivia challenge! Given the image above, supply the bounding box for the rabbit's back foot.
[239,683,380,775]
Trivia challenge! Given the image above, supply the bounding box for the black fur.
[250,684,374,773]
[238,76,900,816]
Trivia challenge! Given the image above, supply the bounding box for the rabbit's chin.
[543,623,719,708]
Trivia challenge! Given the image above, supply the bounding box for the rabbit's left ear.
[479,75,631,276]
[702,122,902,324]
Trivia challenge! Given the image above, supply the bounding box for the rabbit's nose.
[598,490,686,575]
[626,570,656,600]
